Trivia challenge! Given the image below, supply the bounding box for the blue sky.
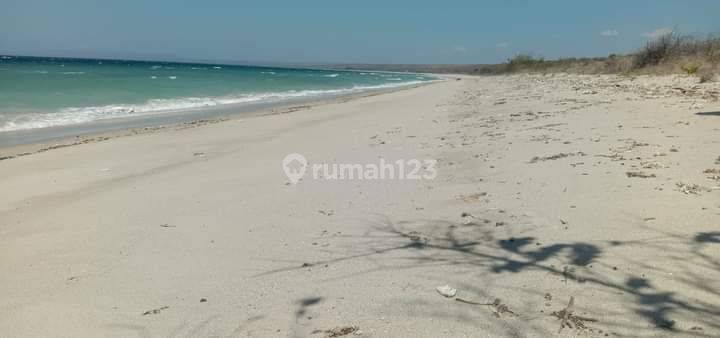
[1,0,718,64]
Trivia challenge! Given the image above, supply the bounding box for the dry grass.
[325,31,719,80]
[487,54,634,75]
[491,32,720,80]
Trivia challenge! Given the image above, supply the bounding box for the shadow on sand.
[259,217,720,335]
[695,111,720,117]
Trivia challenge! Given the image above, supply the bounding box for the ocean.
[0,56,432,133]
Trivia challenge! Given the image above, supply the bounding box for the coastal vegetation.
[333,32,719,81]
[487,32,719,81]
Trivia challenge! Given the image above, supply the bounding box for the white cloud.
[643,27,673,40]
[600,29,619,37]
[454,46,467,52]
[496,42,510,49]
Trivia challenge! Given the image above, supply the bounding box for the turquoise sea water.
[0,56,431,132]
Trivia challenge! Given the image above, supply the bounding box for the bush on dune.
[494,31,720,80]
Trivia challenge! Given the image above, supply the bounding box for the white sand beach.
[1,74,719,337]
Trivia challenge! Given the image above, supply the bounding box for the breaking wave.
[0,80,429,132]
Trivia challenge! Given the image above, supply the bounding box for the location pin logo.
[282,153,308,184]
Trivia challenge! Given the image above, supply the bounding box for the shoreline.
[0,80,441,160]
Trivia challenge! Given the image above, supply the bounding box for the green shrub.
[633,32,679,69]
[681,64,700,74]
[506,54,547,71]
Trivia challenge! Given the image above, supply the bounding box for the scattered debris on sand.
[704,169,720,181]
[142,306,169,316]
[320,326,360,337]
[676,182,708,194]
[626,171,656,178]
[436,285,457,298]
[458,192,487,203]
[456,297,516,318]
[318,209,334,216]
[529,152,586,163]
[596,153,626,161]
[641,161,667,169]
[461,212,475,218]
[551,297,597,333]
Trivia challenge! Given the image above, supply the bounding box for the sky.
[1,0,719,64]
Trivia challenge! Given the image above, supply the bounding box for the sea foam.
[0,80,428,132]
